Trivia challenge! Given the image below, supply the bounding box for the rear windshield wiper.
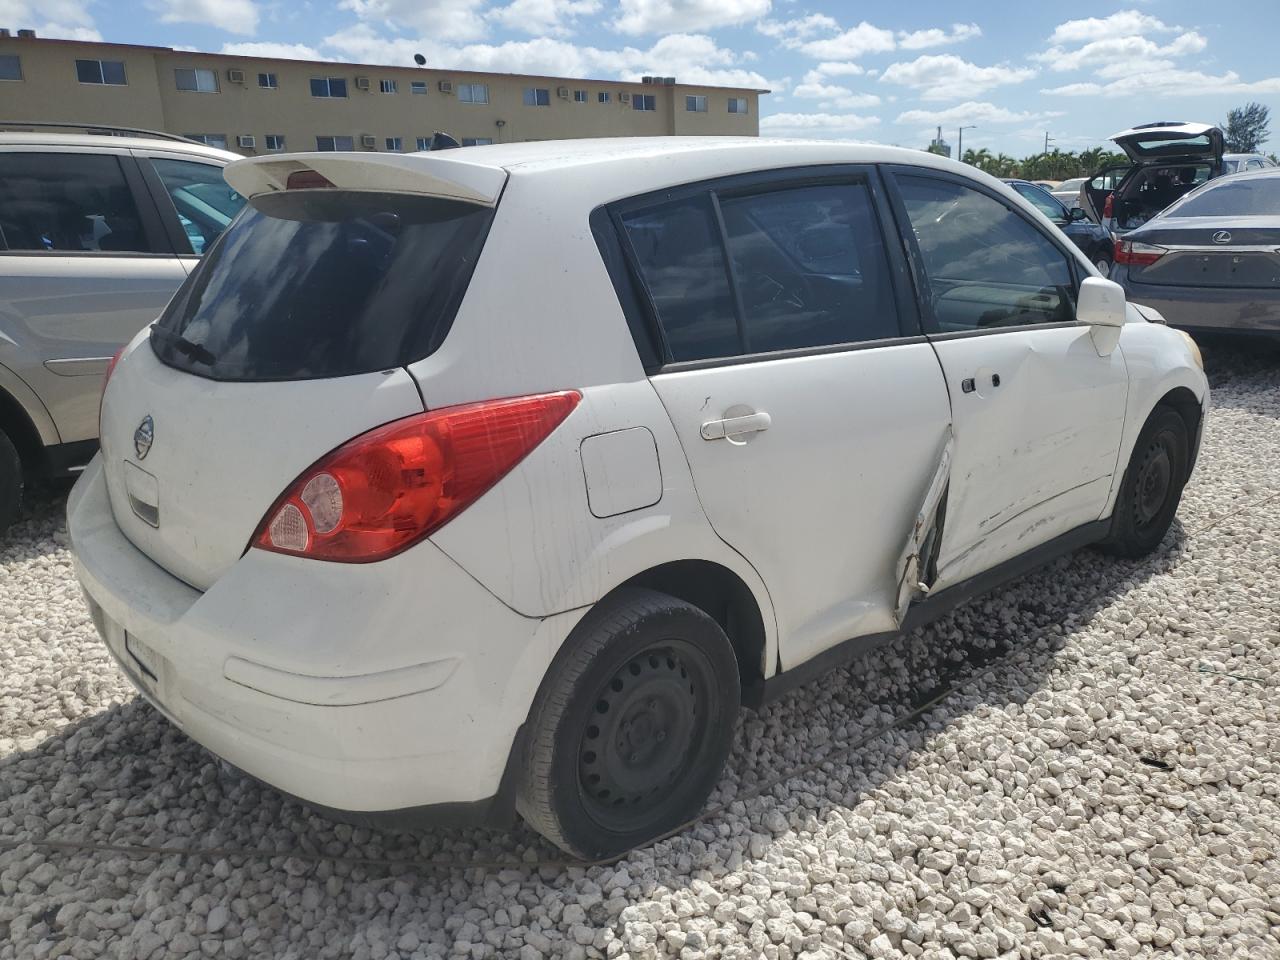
[150,324,217,367]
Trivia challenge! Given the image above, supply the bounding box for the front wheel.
[1097,407,1189,558]
[1094,256,1113,277]
[0,428,23,537]
[517,588,740,859]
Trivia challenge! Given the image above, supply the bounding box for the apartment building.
[0,33,764,154]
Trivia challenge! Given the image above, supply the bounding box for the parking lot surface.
[1,340,1278,960]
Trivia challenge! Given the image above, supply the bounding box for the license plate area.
[125,633,165,686]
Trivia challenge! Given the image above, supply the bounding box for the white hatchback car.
[70,138,1208,859]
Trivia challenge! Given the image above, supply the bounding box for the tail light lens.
[253,390,581,563]
[1102,192,1114,219]
[103,347,125,396]
[1115,239,1167,267]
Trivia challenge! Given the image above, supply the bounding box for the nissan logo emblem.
[1212,230,1232,244]
[134,415,154,460]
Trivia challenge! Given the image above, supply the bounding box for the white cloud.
[0,0,100,38]
[898,23,981,51]
[896,100,1053,127]
[756,13,838,42]
[221,41,321,60]
[488,0,601,37]
[338,0,489,42]
[1034,30,1206,72]
[792,78,879,108]
[797,21,896,60]
[759,111,880,137]
[1042,68,1280,98]
[1046,9,1175,46]
[880,54,1035,101]
[811,61,864,78]
[614,0,771,36]
[151,0,259,36]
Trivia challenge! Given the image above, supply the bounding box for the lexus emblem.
[134,415,154,460]
[1212,230,1232,244]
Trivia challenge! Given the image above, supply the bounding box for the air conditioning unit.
[226,68,246,84]
[663,76,676,85]
[556,86,569,99]
[641,76,654,85]
[619,92,631,102]
[236,134,256,148]
[355,76,371,91]
[438,80,454,94]
[360,134,377,149]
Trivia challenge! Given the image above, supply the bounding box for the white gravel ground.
[2,339,1279,960]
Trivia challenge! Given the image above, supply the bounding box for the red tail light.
[286,169,334,190]
[253,391,581,562]
[1103,192,1114,219]
[1115,239,1167,267]
[103,347,125,396]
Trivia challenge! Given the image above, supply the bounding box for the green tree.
[1223,102,1271,153]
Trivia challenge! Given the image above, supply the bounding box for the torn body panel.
[895,427,953,624]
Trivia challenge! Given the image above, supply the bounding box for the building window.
[316,135,354,151]
[598,91,610,104]
[76,59,127,85]
[416,136,431,151]
[410,80,427,95]
[184,134,228,149]
[458,83,489,103]
[523,87,550,106]
[258,72,277,89]
[0,55,22,81]
[265,134,285,150]
[386,137,403,151]
[310,77,348,98]
[461,137,494,146]
[728,97,749,114]
[175,68,218,93]
[633,94,656,111]
[573,89,587,103]
[379,79,397,94]
[686,95,707,112]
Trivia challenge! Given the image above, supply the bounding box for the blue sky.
[9,0,1280,155]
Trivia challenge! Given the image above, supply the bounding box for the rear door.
[134,150,246,265]
[612,167,954,667]
[0,146,186,445]
[1083,164,1132,225]
[886,167,1128,590]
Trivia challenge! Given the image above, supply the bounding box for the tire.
[0,428,22,538]
[1095,256,1113,277]
[1097,407,1189,558]
[517,587,740,859]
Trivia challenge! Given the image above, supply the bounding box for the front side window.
[0,54,21,81]
[379,79,397,93]
[185,134,228,149]
[149,158,245,255]
[265,134,285,150]
[258,72,277,88]
[633,94,656,111]
[1012,183,1068,221]
[728,97,748,114]
[897,175,1075,333]
[386,137,403,151]
[316,135,354,151]
[76,59,126,85]
[310,77,347,98]
[458,83,489,103]
[0,153,148,252]
[686,95,707,112]
[175,67,218,92]
[523,87,550,106]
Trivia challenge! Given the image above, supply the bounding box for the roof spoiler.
[223,151,507,206]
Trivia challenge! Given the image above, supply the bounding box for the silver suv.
[0,125,244,533]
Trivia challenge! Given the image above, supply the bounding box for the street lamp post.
[958,125,976,161]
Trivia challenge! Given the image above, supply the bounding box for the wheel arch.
[0,384,49,474]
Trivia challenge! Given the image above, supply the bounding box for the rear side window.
[148,158,246,254]
[619,178,900,363]
[152,191,494,381]
[0,152,149,253]
[897,175,1075,332]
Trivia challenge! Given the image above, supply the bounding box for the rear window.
[1128,134,1213,157]
[152,191,493,381]
[1168,177,1280,218]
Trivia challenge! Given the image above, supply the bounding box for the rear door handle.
[701,411,772,441]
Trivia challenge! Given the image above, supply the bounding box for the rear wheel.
[1098,407,1189,558]
[0,428,22,537]
[517,588,740,859]
[1094,256,1113,277]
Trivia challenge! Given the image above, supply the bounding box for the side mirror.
[1069,207,1088,222]
[1077,276,1126,356]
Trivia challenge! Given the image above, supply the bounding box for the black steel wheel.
[518,588,740,859]
[1098,407,1189,558]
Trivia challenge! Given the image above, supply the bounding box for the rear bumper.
[68,456,556,826]
[1118,270,1280,335]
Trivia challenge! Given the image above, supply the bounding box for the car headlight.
[1176,328,1204,371]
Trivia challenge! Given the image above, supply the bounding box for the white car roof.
[0,131,239,162]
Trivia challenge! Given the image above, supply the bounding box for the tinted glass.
[152,191,494,381]
[0,153,149,253]
[75,59,101,83]
[719,183,899,351]
[1014,183,1067,220]
[621,196,738,362]
[150,158,246,255]
[1168,177,1280,217]
[0,55,21,80]
[329,78,346,97]
[898,176,1074,332]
